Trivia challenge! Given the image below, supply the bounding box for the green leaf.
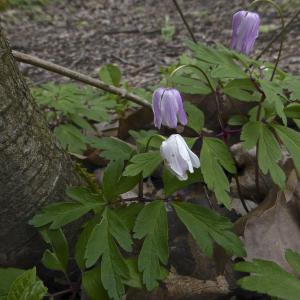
[163,167,203,196]
[123,258,143,289]
[0,268,25,299]
[99,64,122,86]
[129,130,160,151]
[173,201,245,257]
[100,241,128,300]
[70,114,94,130]
[66,187,103,205]
[46,229,69,272]
[242,122,285,189]
[85,209,130,300]
[107,208,133,252]
[222,79,260,102]
[133,200,169,290]
[115,203,143,231]
[7,268,47,300]
[234,252,300,300]
[259,125,285,189]
[227,115,248,126]
[29,201,102,229]
[282,75,300,101]
[114,174,140,196]
[75,216,102,270]
[170,75,211,95]
[123,151,162,178]
[89,137,134,161]
[82,265,109,300]
[184,102,204,133]
[260,79,287,124]
[103,160,124,201]
[42,250,63,272]
[186,40,232,65]
[273,125,300,176]
[211,63,247,79]
[200,137,236,208]
[102,160,140,200]
[286,249,300,276]
[85,208,132,267]
[241,121,261,150]
[54,124,88,154]
[284,103,300,119]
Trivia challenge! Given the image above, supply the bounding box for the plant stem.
[250,0,285,81]
[215,90,248,212]
[234,175,249,213]
[138,175,144,202]
[47,288,73,298]
[255,142,261,201]
[172,0,197,43]
[256,9,300,60]
[250,78,266,200]
[170,64,215,93]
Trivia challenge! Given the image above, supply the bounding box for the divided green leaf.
[235,249,300,300]
[7,268,47,300]
[184,102,205,133]
[89,137,135,161]
[123,151,162,178]
[99,64,122,86]
[162,167,203,196]
[241,122,286,189]
[200,137,236,208]
[133,201,169,290]
[85,208,132,300]
[173,201,245,258]
[273,125,300,176]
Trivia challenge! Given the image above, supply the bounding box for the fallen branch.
[12,50,152,108]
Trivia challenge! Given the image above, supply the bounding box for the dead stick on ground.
[12,50,151,109]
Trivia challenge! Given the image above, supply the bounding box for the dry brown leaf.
[242,161,300,271]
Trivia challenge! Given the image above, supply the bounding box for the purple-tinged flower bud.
[231,10,260,55]
[160,134,200,181]
[152,88,187,129]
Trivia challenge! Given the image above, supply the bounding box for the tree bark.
[0,29,80,268]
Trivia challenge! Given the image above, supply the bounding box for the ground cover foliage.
[1,0,300,299]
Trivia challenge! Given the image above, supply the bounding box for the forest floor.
[0,0,300,88]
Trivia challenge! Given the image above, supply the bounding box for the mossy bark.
[0,29,80,267]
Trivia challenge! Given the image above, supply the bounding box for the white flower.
[160,134,200,181]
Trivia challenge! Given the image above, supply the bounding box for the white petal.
[174,135,194,173]
[160,135,188,179]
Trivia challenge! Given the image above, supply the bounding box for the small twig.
[234,176,249,213]
[12,50,151,109]
[172,0,197,43]
[255,143,261,201]
[111,54,139,67]
[138,175,144,202]
[47,288,73,298]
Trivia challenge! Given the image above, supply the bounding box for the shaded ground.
[0,0,300,87]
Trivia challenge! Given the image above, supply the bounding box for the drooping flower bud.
[231,10,260,55]
[160,134,200,181]
[152,88,187,129]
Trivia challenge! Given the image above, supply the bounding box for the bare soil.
[0,0,299,87]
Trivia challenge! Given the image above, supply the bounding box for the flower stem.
[172,0,197,43]
[256,9,300,60]
[250,0,285,81]
[170,64,215,93]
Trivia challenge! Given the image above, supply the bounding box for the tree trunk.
[0,29,80,268]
